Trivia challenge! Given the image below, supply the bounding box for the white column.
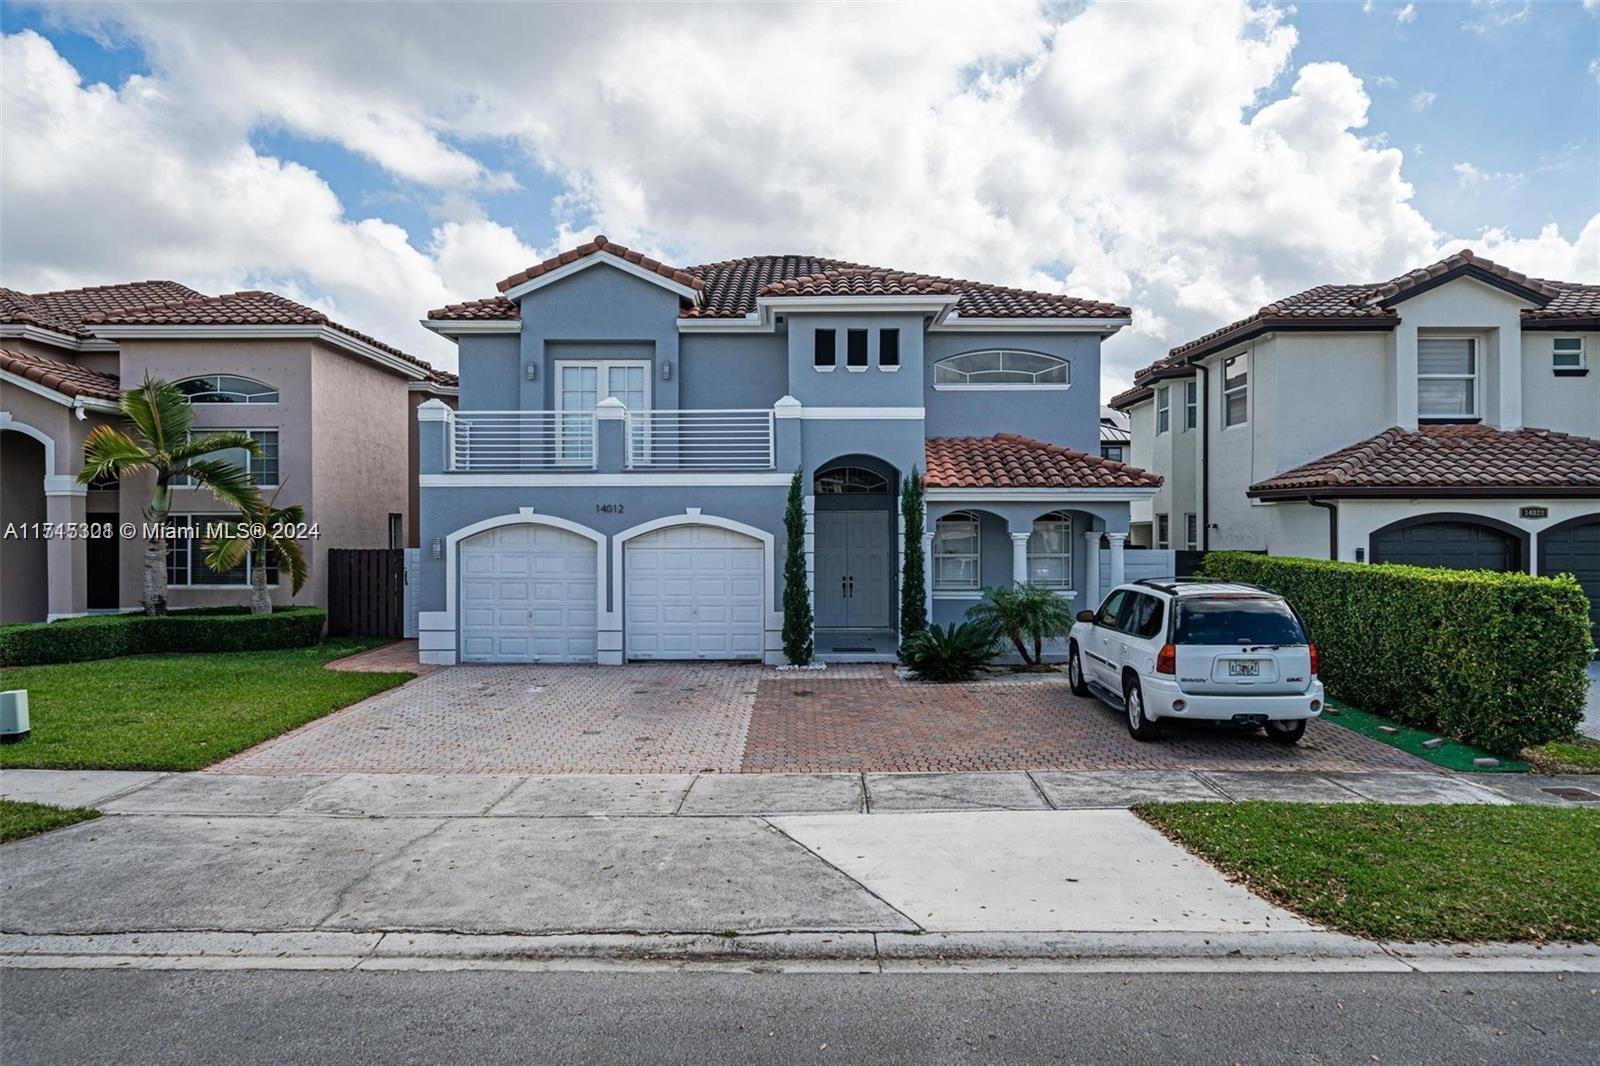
[1082,530,1101,608]
[1009,531,1030,585]
[922,530,935,621]
[1107,532,1128,590]
[43,475,88,620]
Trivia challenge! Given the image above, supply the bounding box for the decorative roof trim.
[1251,485,1600,501]
[675,312,773,334]
[0,323,118,352]
[933,314,1131,333]
[501,248,704,304]
[86,324,431,381]
[926,487,1160,502]
[420,318,522,337]
[1372,264,1553,310]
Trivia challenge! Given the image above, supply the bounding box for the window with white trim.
[1155,387,1170,434]
[1223,352,1248,427]
[933,350,1069,388]
[879,329,900,368]
[933,512,981,591]
[846,329,868,369]
[1184,513,1199,551]
[813,328,837,369]
[176,375,278,404]
[165,514,277,587]
[1156,513,1170,549]
[1553,337,1585,372]
[1184,380,1198,430]
[176,429,279,487]
[1417,337,1478,419]
[555,360,650,461]
[1027,511,1073,589]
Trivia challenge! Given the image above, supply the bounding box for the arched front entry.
[0,428,49,623]
[1369,513,1529,573]
[812,456,898,633]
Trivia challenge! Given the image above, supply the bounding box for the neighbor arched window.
[815,466,890,495]
[1027,511,1073,589]
[175,375,279,404]
[933,511,981,591]
[933,350,1069,388]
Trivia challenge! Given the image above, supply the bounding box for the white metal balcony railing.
[625,409,775,470]
[450,411,597,471]
[447,408,775,471]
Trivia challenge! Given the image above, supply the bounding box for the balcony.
[444,402,777,472]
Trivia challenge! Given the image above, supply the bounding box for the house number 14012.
[595,504,625,514]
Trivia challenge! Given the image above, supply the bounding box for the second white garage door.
[625,525,764,661]
[459,524,598,663]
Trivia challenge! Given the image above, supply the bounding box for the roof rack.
[1132,577,1273,595]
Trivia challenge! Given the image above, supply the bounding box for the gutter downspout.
[1308,499,1338,561]
[1196,362,1209,551]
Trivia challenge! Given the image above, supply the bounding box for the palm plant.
[965,582,1076,667]
[204,486,309,614]
[77,376,263,615]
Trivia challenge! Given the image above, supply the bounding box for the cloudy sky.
[2,1,1596,395]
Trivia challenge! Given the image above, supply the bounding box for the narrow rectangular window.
[1156,387,1170,434]
[879,329,900,367]
[1417,337,1477,419]
[388,513,403,550]
[1184,513,1199,550]
[847,329,868,369]
[814,328,836,368]
[1184,380,1198,430]
[1156,513,1170,550]
[1553,337,1585,372]
[1223,352,1249,427]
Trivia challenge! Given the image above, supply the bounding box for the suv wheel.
[1123,677,1162,741]
[1068,644,1091,697]
[1265,719,1306,745]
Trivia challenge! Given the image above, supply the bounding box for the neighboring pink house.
[0,282,456,623]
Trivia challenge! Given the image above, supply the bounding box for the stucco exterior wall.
[679,331,788,409]
[923,331,1100,450]
[456,334,520,412]
[1522,329,1599,437]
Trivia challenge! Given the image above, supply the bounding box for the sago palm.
[204,487,309,615]
[77,376,264,615]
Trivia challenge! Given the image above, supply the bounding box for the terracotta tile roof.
[1248,424,1600,498]
[759,269,959,299]
[85,291,436,377]
[678,254,868,317]
[1525,281,1600,325]
[496,235,704,294]
[0,347,121,401]
[426,296,518,321]
[925,433,1162,490]
[1106,383,1152,409]
[1367,248,1561,306]
[0,281,204,338]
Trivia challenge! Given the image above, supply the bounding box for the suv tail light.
[1156,644,1177,675]
[1309,644,1319,676]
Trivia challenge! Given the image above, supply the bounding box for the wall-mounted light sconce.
[660,360,673,381]
[525,361,538,381]
[431,538,443,560]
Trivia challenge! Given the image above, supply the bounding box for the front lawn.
[0,639,411,771]
[1523,736,1600,775]
[1137,802,1600,943]
[0,799,100,843]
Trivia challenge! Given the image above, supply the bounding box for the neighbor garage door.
[625,525,764,660]
[1372,519,1519,572]
[1541,515,1600,637]
[459,524,597,663]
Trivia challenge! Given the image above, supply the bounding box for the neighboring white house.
[1110,249,1600,633]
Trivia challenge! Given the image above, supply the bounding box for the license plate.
[1227,660,1261,677]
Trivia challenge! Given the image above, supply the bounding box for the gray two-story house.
[415,236,1159,666]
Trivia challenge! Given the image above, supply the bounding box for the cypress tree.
[899,466,928,639]
[781,470,814,664]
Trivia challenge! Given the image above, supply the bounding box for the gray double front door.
[814,510,893,629]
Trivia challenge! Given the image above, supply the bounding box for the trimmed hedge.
[0,607,327,667]
[1196,552,1592,756]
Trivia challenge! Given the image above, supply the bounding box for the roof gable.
[496,235,704,302]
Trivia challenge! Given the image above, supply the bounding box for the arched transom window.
[933,350,1069,388]
[1027,511,1073,589]
[175,375,279,404]
[815,467,890,495]
[933,511,981,591]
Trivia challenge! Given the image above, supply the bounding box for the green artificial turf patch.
[1137,801,1600,943]
[1321,699,1529,772]
[0,799,100,843]
[0,639,410,772]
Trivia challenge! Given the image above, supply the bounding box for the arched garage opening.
[617,514,770,662]
[1540,514,1600,639]
[1369,513,1529,573]
[454,516,604,663]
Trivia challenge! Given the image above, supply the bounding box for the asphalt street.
[3,968,1596,1065]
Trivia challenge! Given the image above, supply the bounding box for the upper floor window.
[1417,337,1477,419]
[813,328,837,370]
[1223,352,1248,427]
[1184,380,1198,430]
[1553,337,1586,374]
[815,467,889,495]
[176,375,278,404]
[933,511,980,591]
[847,329,869,370]
[1156,387,1170,434]
[1027,511,1073,590]
[1184,513,1199,551]
[933,350,1069,389]
[1156,513,1170,549]
[1101,443,1126,463]
[175,429,279,487]
[879,329,900,369]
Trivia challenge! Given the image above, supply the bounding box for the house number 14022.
[595,504,625,514]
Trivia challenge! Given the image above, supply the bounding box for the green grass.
[0,639,411,771]
[1322,699,1529,772]
[0,799,100,843]
[1137,802,1600,943]
[1523,736,1600,775]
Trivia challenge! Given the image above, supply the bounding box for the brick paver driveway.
[216,661,1429,775]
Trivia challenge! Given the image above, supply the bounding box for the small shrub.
[0,607,327,667]
[900,621,999,683]
[964,583,1075,665]
[1196,551,1591,755]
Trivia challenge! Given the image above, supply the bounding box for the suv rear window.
[1173,597,1307,646]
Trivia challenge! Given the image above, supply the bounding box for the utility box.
[0,690,29,744]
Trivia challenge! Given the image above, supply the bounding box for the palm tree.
[965,582,1077,667]
[203,487,309,614]
[77,376,263,615]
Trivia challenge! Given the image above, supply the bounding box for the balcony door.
[555,360,650,463]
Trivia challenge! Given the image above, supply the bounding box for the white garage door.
[626,525,764,661]
[459,524,597,663]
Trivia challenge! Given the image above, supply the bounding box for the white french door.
[555,360,650,463]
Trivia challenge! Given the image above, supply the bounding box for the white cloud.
[1371,74,1398,88]
[1409,89,1437,110]
[2,3,1594,396]
[1453,161,1526,190]
[1396,4,1417,24]
[1463,1,1531,35]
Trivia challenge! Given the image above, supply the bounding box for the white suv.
[1067,580,1325,744]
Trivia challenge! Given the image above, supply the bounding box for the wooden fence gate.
[327,548,405,638]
